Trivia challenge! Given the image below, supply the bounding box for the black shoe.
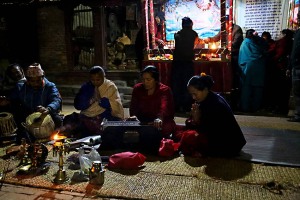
[287,117,300,122]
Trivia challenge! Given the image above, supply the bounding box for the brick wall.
[37,6,68,74]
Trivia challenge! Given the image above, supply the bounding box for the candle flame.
[211,43,217,49]
[52,131,66,141]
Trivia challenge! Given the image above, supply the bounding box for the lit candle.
[52,132,66,146]
[211,43,217,49]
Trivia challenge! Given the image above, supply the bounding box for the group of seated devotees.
[0,63,246,157]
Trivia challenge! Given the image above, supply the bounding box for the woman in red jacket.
[129,65,176,138]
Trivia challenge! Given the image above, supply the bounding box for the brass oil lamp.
[52,133,69,184]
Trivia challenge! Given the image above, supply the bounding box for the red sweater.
[130,82,176,137]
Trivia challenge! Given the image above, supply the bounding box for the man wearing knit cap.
[0,62,62,143]
[171,17,201,113]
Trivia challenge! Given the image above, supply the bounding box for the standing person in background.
[149,12,166,49]
[261,31,276,110]
[269,29,294,116]
[171,17,200,112]
[62,66,124,138]
[238,29,267,113]
[288,11,300,122]
[204,15,243,111]
[228,20,243,111]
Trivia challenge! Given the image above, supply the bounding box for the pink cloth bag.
[108,152,146,169]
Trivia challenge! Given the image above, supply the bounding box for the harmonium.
[100,120,161,152]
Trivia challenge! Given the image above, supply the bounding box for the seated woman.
[62,66,124,138]
[125,65,176,154]
[180,73,246,157]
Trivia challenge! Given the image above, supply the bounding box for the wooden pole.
[227,0,233,51]
[141,0,149,51]
[149,0,156,49]
[220,0,227,50]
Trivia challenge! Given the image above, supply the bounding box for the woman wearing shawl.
[238,29,267,112]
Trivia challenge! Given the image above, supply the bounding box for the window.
[72,4,94,70]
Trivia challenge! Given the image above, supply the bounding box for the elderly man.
[0,62,62,142]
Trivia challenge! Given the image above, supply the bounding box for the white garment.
[81,78,124,119]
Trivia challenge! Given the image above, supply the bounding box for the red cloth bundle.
[179,129,208,156]
[108,152,146,169]
[159,138,180,157]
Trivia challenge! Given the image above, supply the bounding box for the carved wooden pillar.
[149,0,156,49]
[227,0,233,51]
[94,6,106,67]
[141,0,149,51]
[220,0,227,50]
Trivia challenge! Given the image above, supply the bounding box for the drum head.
[0,112,17,137]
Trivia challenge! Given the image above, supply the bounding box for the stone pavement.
[0,183,103,200]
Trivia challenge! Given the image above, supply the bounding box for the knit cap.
[26,63,44,77]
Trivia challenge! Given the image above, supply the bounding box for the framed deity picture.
[126,5,136,20]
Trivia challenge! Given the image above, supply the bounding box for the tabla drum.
[0,112,17,137]
[22,112,55,139]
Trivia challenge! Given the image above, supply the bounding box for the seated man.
[62,66,124,138]
[1,63,26,96]
[0,63,63,143]
[0,63,27,113]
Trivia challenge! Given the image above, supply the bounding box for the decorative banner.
[235,0,289,40]
[288,0,299,29]
[126,5,136,21]
[164,0,231,41]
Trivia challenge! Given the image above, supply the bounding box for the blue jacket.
[10,78,62,115]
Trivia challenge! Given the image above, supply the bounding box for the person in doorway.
[0,63,63,143]
[61,66,124,138]
[178,73,246,157]
[148,12,166,49]
[171,17,200,112]
[288,11,300,122]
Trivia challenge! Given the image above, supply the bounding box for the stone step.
[123,94,132,100]
[118,86,133,95]
[113,80,128,87]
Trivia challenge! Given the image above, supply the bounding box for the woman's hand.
[126,116,139,121]
[153,118,162,130]
[190,103,201,124]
